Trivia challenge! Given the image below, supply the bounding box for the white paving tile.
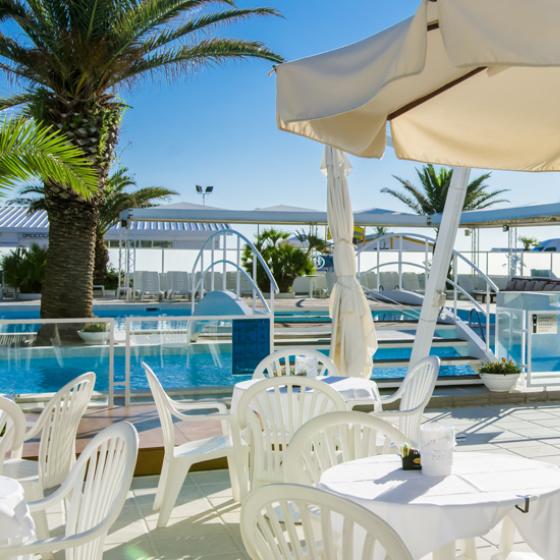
[96,401,560,558]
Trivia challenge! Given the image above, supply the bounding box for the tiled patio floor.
[53,401,560,559]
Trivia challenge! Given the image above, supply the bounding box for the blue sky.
[2,1,560,250]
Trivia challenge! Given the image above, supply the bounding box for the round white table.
[319,452,560,560]
[230,375,381,414]
[0,475,35,557]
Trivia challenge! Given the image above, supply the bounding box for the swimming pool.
[0,303,479,396]
[0,344,476,395]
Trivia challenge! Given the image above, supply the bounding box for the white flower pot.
[480,373,520,392]
[78,330,109,345]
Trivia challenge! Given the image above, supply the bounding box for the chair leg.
[25,483,52,559]
[157,460,191,528]
[153,459,170,511]
[463,538,478,559]
[228,445,251,503]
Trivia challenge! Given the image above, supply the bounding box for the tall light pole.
[195,185,214,206]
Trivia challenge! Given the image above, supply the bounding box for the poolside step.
[373,356,481,368]
[275,337,469,349]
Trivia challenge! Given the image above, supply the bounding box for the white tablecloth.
[230,375,381,414]
[319,452,560,560]
[0,475,35,556]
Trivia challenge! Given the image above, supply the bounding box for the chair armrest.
[24,412,47,441]
[170,408,231,424]
[173,400,228,415]
[373,407,424,420]
[0,525,104,559]
[380,386,405,406]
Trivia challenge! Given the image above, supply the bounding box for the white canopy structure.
[276,0,560,368]
[122,202,427,228]
[123,201,560,229]
[0,205,228,249]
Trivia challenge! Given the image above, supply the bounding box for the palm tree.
[242,228,315,293]
[0,117,96,195]
[294,229,328,255]
[0,0,282,319]
[381,165,509,216]
[13,166,177,285]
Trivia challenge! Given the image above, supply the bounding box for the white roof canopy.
[122,201,560,230]
[122,202,428,227]
[277,0,560,171]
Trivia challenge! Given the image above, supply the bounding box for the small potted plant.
[78,322,110,345]
[478,358,521,392]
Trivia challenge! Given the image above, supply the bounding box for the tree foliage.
[1,243,47,293]
[382,164,509,216]
[242,228,315,293]
[0,117,96,195]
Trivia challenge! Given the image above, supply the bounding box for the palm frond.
[139,7,281,54]
[0,117,97,196]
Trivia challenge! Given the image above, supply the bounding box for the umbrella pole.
[409,166,471,368]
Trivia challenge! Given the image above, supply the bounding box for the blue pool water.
[0,304,478,395]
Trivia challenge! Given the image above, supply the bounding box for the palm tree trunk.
[34,100,121,320]
[93,232,109,286]
[40,196,98,318]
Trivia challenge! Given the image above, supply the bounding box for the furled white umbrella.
[276,0,560,368]
[322,146,377,378]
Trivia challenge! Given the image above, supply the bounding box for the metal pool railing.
[0,316,116,402]
[122,313,274,405]
[496,306,560,388]
[0,312,274,407]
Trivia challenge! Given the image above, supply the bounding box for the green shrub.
[104,266,120,290]
[1,244,47,293]
[242,228,315,293]
[478,358,521,375]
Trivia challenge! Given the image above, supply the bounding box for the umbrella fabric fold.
[277,0,560,171]
[322,146,377,378]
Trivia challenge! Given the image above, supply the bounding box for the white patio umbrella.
[276,0,560,368]
[322,146,377,378]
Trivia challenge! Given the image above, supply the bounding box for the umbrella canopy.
[323,147,377,378]
[277,0,560,171]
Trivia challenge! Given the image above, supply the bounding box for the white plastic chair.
[165,271,191,299]
[241,483,413,560]
[253,347,338,379]
[374,356,440,444]
[143,363,239,527]
[3,372,95,539]
[236,376,346,490]
[0,421,139,560]
[3,372,95,493]
[133,271,162,299]
[0,395,26,464]
[284,411,409,485]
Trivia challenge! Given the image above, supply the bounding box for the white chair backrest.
[166,271,190,293]
[64,422,138,559]
[159,272,168,292]
[0,396,26,466]
[399,356,440,441]
[241,484,413,560]
[143,363,228,455]
[236,376,346,486]
[284,411,408,485]
[253,347,338,379]
[143,363,177,456]
[36,372,95,489]
[134,271,160,293]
